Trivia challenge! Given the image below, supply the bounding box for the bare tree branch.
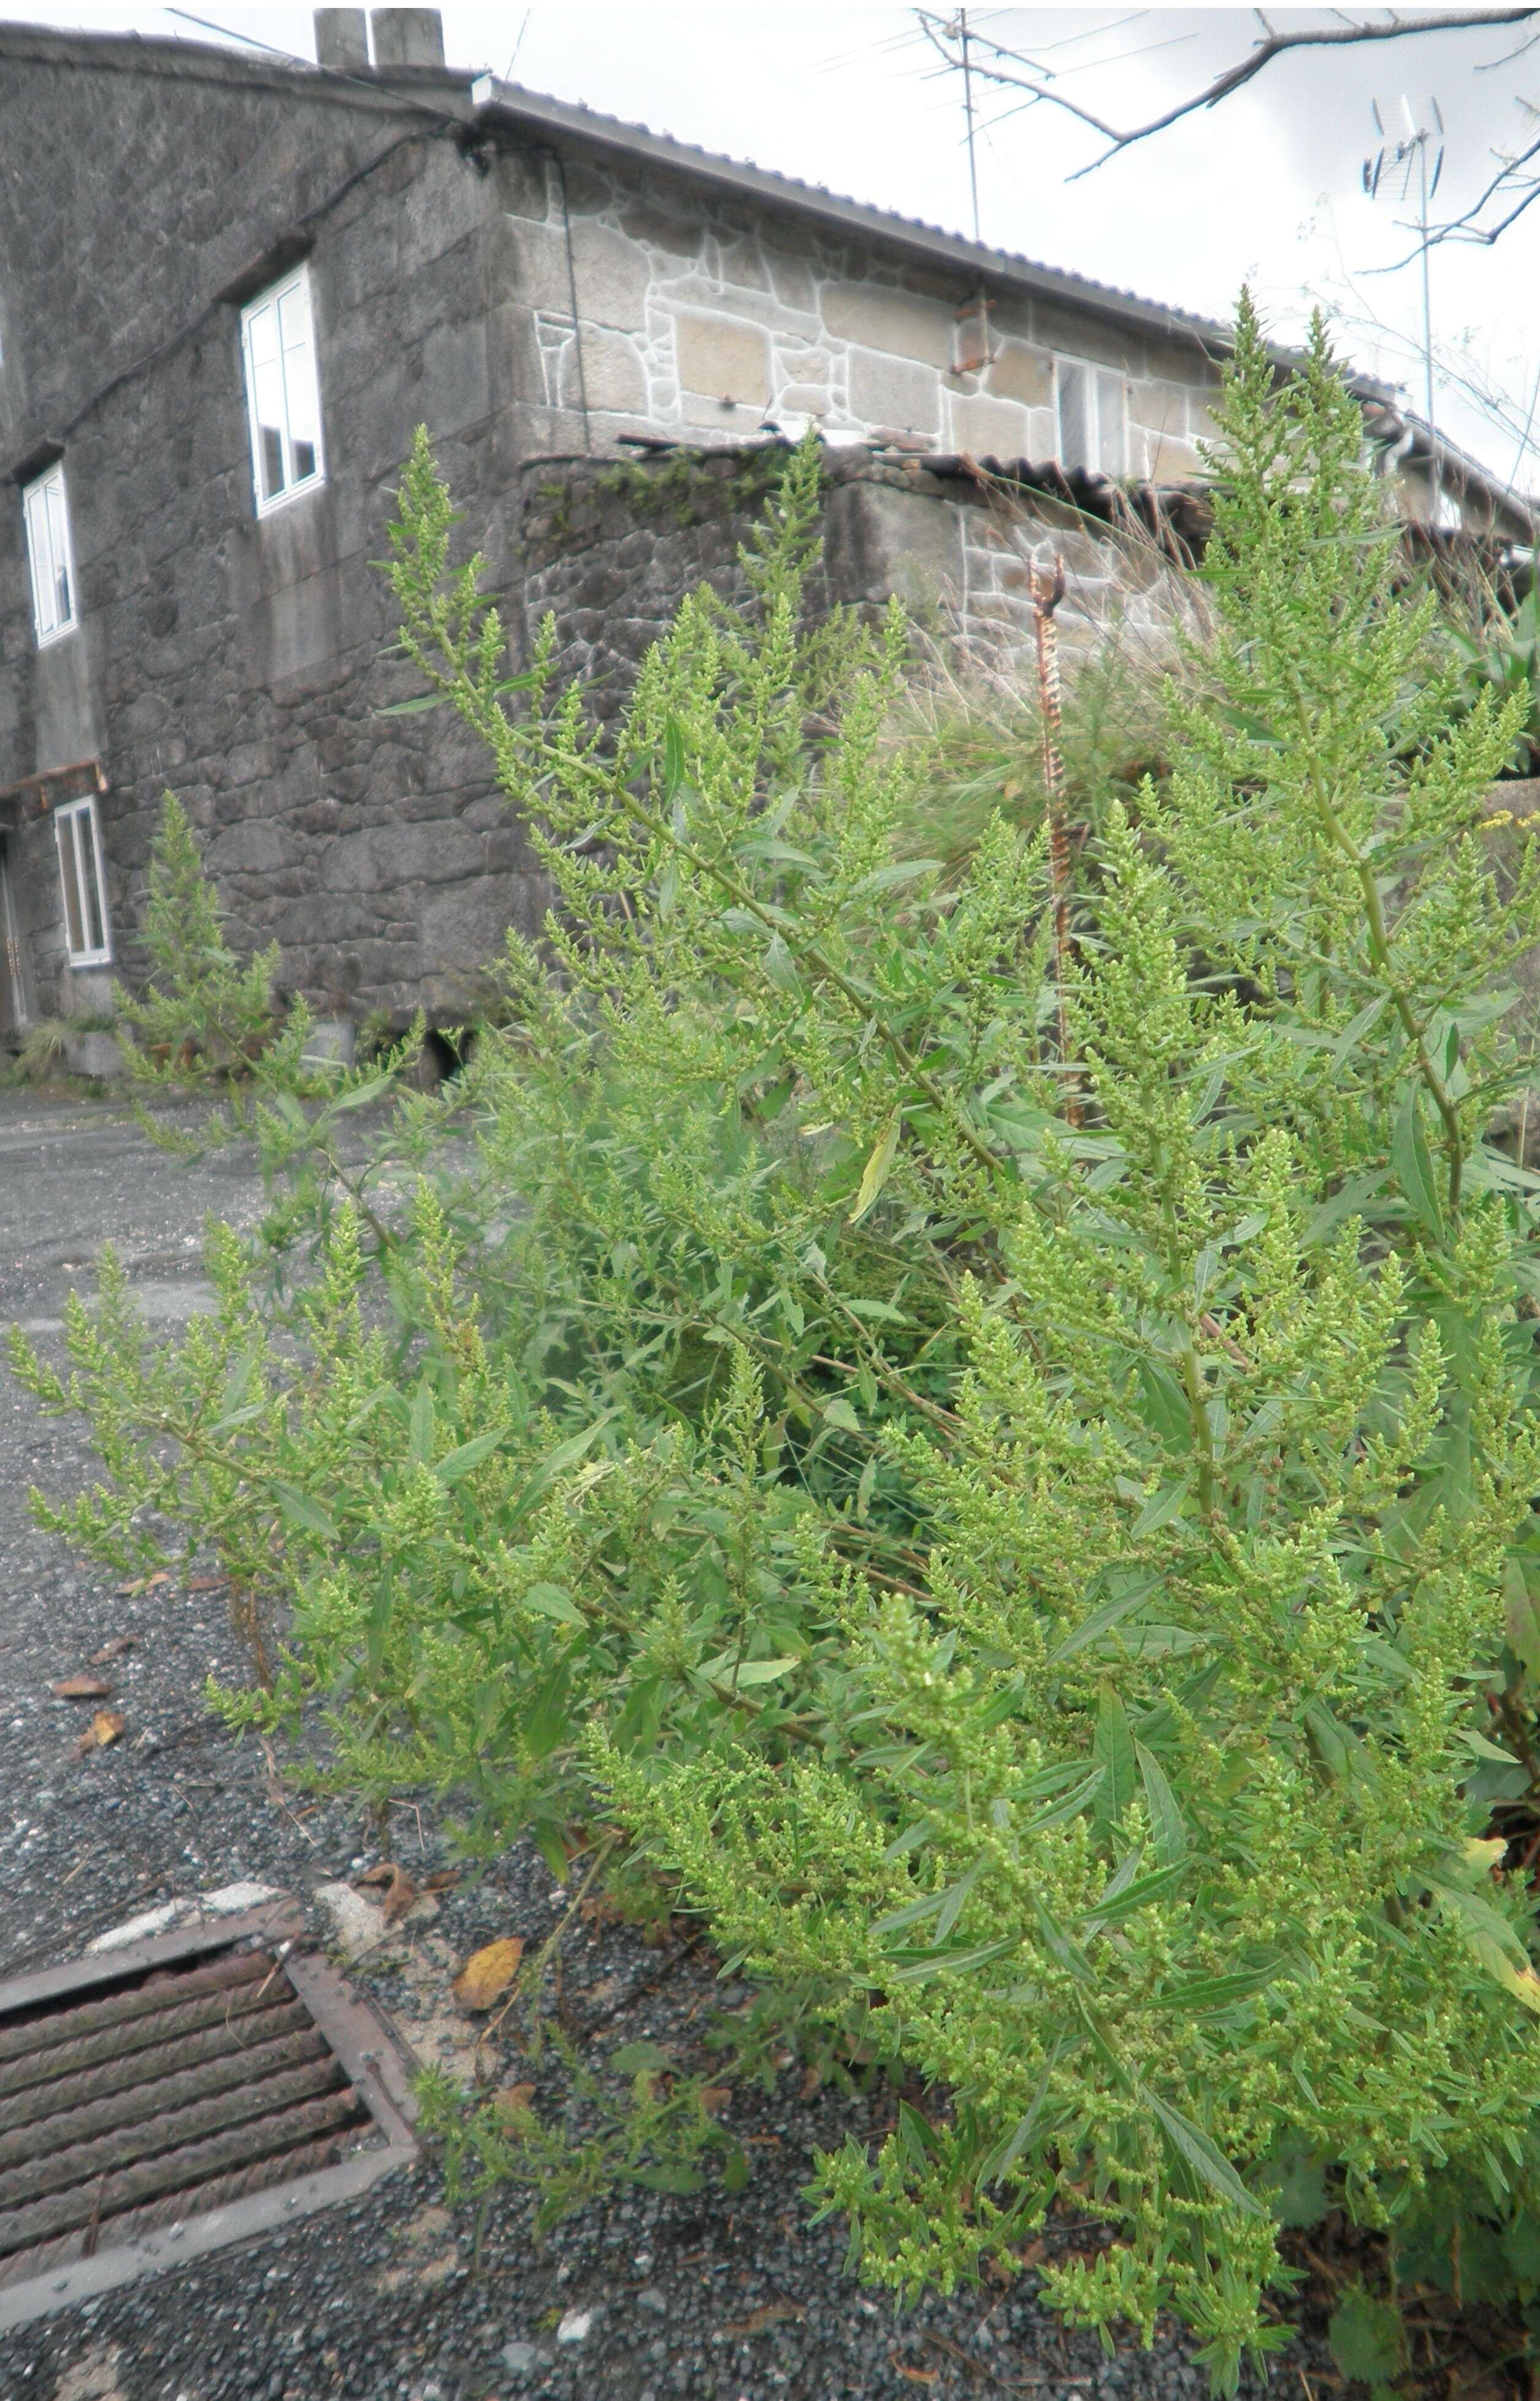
[918,8,1538,183]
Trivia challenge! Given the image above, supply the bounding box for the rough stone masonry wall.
[496,145,1225,479]
[518,445,1198,702]
[0,44,545,1031]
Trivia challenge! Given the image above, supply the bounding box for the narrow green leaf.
[848,1116,902,1225]
[408,1380,435,1469]
[1144,2092,1263,2216]
[1049,1576,1160,1664]
[1136,1742,1187,1866]
[886,1936,1014,1984]
[1021,1766,1105,1834]
[1144,1965,1281,2013]
[1084,1859,1186,1929]
[435,1428,506,1485]
[762,934,801,994]
[521,1580,586,1626]
[1033,1894,1095,1985]
[978,2034,1064,2187]
[725,1655,800,1687]
[611,2039,675,2076]
[1092,1685,1137,1832]
[275,1484,338,1540]
[1132,1476,1193,1537]
[935,1858,984,1943]
[1392,1084,1445,1240]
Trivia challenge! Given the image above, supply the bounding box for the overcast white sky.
[18,2,1540,487]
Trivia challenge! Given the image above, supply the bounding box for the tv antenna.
[946,7,983,244]
[1363,96,1446,518]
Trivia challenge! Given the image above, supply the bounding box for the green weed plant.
[12,303,1540,2385]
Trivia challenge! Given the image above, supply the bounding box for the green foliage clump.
[12,310,1540,2388]
[115,792,293,1082]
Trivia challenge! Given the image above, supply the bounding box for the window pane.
[48,481,72,627]
[24,488,52,635]
[246,302,288,499]
[260,423,286,500]
[277,281,321,480]
[1057,362,1089,471]
[58,816,85,955]
[1096,370,1127,475]
[25,481,66,637]
[81,811,105,955]
[46,479,74,629]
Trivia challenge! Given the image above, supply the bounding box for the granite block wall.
[494,147,1226,483]
[516,446,1196,704]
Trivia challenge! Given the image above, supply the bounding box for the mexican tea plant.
[12,304,1540,2383]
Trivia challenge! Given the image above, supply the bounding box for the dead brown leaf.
[187,1576,226,1593]
[492,2082,537,2121]
[420,1869,463,1894]
[697,2085,731,2116]
[722,2301,805,2338]
[378,1866,418,1924]
[51,1674,115,1700]
[452,1936,524,2012]
[890,2363,939,2389]
[75,1710,127,1758]
[88,1636,134,1666]
[353,1863,397,1888]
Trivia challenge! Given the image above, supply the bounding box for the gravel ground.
[0,1089,1327,2401]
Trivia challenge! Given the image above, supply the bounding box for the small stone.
[556,2307,594,2344]
[638,2287,668,2316]
[500,2342,540,2375]
[86,1899,191,1952]
[312,1880,391,1958]
[201,1880,280,1916]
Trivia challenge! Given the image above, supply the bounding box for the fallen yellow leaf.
[451,1936,524,2012]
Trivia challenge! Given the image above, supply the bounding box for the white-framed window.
[240,266,325,515]
[22,464,78,646]
[1055,358,1128,477]
[55,797,110,967]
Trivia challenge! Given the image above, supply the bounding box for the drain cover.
[0,1901,418,2330]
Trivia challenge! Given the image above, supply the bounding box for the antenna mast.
[1363,94,1447,521]
[956,8,981,243]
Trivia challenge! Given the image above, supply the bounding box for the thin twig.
[1030,554,1083,1129]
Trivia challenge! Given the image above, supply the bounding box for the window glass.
[22,464,77,646]
[1056,361,1089,472]
[240,267,325,515]
[1095,369,1128,476]
[1054,358,1128,478]
[55,799,110,966]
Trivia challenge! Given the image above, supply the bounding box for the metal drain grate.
[0,1901,418,2331]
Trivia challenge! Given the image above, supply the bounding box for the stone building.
[0,7,1531,1049]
